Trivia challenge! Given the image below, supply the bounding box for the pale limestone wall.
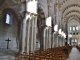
[0,13,18,50]
[68,19,80,46]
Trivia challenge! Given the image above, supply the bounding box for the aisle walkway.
[66,47,80,60]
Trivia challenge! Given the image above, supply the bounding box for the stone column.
[50,28,52,48]
[43,28,46,50]
[45,28,47,50]
[46,28,49,49]
[57,36,58,47]
[62,37,64,46]
[54,34,56,47]
[20,0,26,54]
[59,37,61,47]
[31,17,34,52]
[60,37,62,47]
[61,37,63,46]
[49,27,51,48]
[61,37,63,47]
[33,16,37,51]
[55,34,57,47]
[62,38,64,46]
[26,18,31,54]
[21,18,26,54]
[52,33,54,48]
[58,36,60,47]
[63,38,65,46]
[72,33,73,46]
[56,0,60,47]
[68,39,69,45]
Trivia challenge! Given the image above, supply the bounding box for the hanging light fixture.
[27,0,37,14]
[63,33,66,38]
[46,16,52,27]
[58,28,62,36]
[54,24,58,33]
[61,31,66,38]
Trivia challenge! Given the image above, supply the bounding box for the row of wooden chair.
[77,46,80,51]
[15,46,72,60]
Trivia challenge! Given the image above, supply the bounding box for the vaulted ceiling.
[59,0,80,23]
[0,0,80,23]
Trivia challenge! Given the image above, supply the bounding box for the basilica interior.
[0,0,80,60]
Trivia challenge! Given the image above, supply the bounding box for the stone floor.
[66,47,80,60]
[0,49,18,60]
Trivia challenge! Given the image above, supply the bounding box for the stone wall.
[0,15,18,50]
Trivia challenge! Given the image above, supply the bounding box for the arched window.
[73,27,75,31]
[76,26,78,30]
[5,12,13,25]
[70,27,72,31]
[2,11,13,25]
[6,14,11,24]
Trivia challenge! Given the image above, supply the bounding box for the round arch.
[66,15,80,23]
[64,10,80,17]
[62,4,80,14]
[2,8,19,22]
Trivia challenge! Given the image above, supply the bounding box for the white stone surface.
[66,47,80,60]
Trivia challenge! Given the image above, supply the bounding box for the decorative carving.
[62,4,80,14]
[65,10,80,17]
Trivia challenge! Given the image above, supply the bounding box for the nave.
[0,46,80,60]
[67,47,80,60]
[0,0,80,60]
